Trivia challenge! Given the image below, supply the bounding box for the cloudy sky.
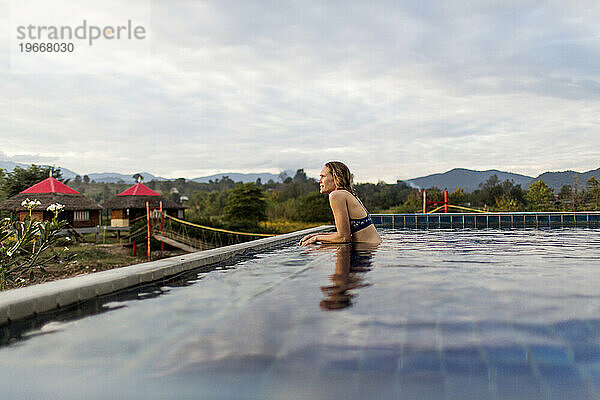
[1,0,599,182]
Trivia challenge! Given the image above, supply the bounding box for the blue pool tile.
[546,380,593,400]
[524,214,537,226]
[536,365,591,400]
[397,374,446,399]
[550,214,562,226]
[428,215,440,229]
[372,213,600,230]
[589,214,600,226]
[439,321,474,335]
[442,348,488,376]
[553,320,596,343]
[353,373,401,400]
[326,357,360,371]
[495,362,536,377]
[476,215,488,228]
[399,351,443,374]
[537,214,550,226]
[512,214,525,227]
[443,347,482,359]
[572,345,600,363]
[529,345,570,365]
[494,364,545,400]
[536,364,581,380]
[487,215,500,228]
[451,215,463,228]
[464,215,475,227]
[444,376,494,400]
[483,346,528,364]
[359,352,401,372]
[382,216,393,228]
[393,215,404,228]
[440,215,451,228]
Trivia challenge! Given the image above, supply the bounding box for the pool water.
[1,229,600,399]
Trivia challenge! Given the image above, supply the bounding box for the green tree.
[1,165,64,198]
[354,181,413,212]
[449,188,467,207]
[296,192,333,222]
[223,183,267,228]
[132,173,144,182]
[189,191,230,219]
[558,185,574,210]
[101,184,112,204]
[392,190,423,213]
[293,169,308,183]
[525,180,554,211]
[586,177,600,210]
[0,168,5,203]
[495,194,523,211]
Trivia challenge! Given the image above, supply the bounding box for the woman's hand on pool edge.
[299,234,319,247]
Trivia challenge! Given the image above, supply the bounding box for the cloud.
[1,0,599,182]
[0,151,59,164]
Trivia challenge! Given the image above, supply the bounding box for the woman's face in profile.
[319,166,336,194]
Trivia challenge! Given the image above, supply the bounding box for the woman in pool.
[299,161,382,246]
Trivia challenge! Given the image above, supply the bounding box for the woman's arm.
[300,191,351,246]
[299,231,335,246]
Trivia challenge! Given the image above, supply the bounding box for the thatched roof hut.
[103,182,184,227]
[0,177,101,228]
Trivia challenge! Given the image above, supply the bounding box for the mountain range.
[405,167,600,192]
[2,160,598,192]
[0,161,284,184]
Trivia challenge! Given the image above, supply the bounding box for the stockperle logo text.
[16,20,146,46]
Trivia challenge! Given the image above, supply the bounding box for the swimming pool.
[1,228,599,399]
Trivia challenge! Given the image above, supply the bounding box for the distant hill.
[535,168,600,191]
[405,167,600,192]
[0,161,289,184]
[87,172,167,183]
[405,168,534,192]
[0,160,79,180]
[4,159,599,191]
[191,172,282,183]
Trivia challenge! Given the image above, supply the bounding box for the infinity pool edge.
[0,225,334,326]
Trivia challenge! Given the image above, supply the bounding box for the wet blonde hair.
[325,161,354,194]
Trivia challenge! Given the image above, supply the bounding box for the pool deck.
[0,225,333,326]
[372,211,600,229]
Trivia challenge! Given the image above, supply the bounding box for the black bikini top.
[344,190,374,234]
[350,214,374,234]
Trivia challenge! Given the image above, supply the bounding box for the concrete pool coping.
[0,225,334,326]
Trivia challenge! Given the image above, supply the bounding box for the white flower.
[65,237,71,241]
[21,198,41,209]
[64,247,69,251]
[47,203,65,212]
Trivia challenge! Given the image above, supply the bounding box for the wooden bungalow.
[0,177,102,228]
[103,182,185,227]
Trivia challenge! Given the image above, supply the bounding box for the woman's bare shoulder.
[329,190,351,200]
